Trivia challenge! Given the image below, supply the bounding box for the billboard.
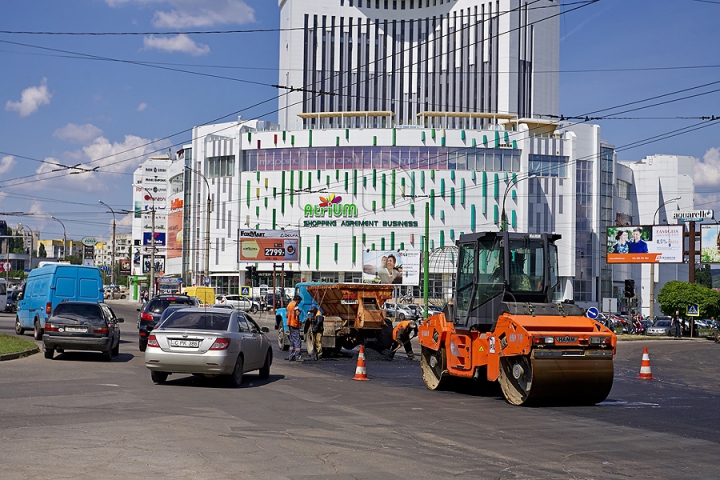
[166,201,183,259]
[362,250,421,285]
[239,229,300,263]
[143,232,166,246]
[119,259,131,276]
[142,255,165,274]
[700,225,720,263]
[606,225,683,264]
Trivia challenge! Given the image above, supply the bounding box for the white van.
[0,278,7,313]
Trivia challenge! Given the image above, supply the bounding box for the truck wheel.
[421,346,448,391]
[277,329,289,351]
[304,324,315,357]
[15,317,25,335]
[33,320,44,340]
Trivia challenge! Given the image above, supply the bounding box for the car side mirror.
[136,308,141,312]
[116,318,125,323]
[261,326,269,333]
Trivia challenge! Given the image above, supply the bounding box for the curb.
[0,346,40,362]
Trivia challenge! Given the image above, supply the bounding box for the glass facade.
[528,154,569,178]
[205,155,235,178]
[244,146,521,173]
[574,160,594,302]
[599,146,615,305]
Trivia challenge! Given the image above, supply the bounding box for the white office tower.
[278,0,560,129]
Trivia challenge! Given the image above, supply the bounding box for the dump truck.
[418,232,617,406]
[276,282,395,355]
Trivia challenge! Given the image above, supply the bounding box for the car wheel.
[151,371,168,384]
[228,355,244,387]
[33,319,44,340]
[43,347,54,359]
[398,313,405,321]
[112,340,120,357]
[251,305,258,313]
[15,317,24,335]
[259,350,272,379]
[120,295,126,299]
[139,337,147,352]
[102,349,112,362]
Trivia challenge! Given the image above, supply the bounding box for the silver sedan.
[145,307,272,386]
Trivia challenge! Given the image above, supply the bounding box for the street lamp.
[133,184,156,296]
[99,200,117,288]
[500,174,537,231]
[50,216,67,260]
[649,196,681,317]
[185,166,211,287]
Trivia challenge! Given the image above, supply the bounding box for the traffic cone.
[352,345,370,381]
[638,346,654,380]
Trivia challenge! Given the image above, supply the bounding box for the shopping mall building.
[129,0,694,316]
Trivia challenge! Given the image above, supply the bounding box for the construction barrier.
[352,345,370,381]
[638,346,654,380]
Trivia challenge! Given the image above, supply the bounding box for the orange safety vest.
[286,301,300,328]
[393,320,412,342]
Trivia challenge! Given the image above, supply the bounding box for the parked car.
[646,319,673,336]
[381,302,416,321]
[137,294,199,352]
[104,287,127,300]
[144,307,272,386]
[216,294,260,313]
[42,301,124,361]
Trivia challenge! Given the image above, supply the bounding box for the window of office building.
[205,155,235,179]
[528,154,568,178]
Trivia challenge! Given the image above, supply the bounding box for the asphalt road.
[1,301,718,479]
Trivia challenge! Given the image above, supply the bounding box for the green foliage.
[695,265,712,289]
[657,280,720,319]
[65,254,83,265]
[38,243,47,258]
[0,334,37,356]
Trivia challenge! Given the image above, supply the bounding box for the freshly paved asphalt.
[0,301,718,479]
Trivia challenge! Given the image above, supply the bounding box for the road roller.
[418,232,616,405]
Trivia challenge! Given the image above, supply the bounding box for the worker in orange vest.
[392,320,418,360]
[285,295,303,362]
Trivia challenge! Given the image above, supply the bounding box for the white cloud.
[53,123,103,144]
[105,0,255,27]
[137,102,148,112]
[33,135,170,193]
[0,155,16,176]
[5,78,52,117]
[695,147,720,188]
[143,34,210,56]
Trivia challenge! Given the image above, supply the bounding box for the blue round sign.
[586,307,599,319]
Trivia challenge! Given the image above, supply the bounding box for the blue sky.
[1,0,719,242]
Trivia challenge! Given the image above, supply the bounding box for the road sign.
[1,262,11,272]
[585,307,599,319]
[687,304,700,317]
[240,286,250,296]
[673,210,714,222]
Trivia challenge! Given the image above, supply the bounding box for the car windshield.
[160,311,231,331]
[53,303,104,324]
[655,320,671,327]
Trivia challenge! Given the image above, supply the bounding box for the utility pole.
[51,216,67,260]
[134,184,156,296]
[99,201,117,288]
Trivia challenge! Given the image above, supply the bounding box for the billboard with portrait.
[606,225,683,263]
[362,250,421,285]
[700,224,720,263]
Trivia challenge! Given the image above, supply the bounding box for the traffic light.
[245,266,254,285]
[624,279,635,298]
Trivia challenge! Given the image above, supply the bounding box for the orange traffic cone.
[352,345,370,381]
[638,346,654,380]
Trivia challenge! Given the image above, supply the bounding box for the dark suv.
[137,294,198,351]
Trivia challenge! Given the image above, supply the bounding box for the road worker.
[285,295,302,361]
[392,320,418,360]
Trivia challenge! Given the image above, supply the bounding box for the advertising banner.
[142,255,165,274]
[362,250,421,285]
[166,206,183,259]
[119,258,131,276]
[143,232,166,246]
[606,225,683,264]
[239,229,300,263]
[700,224,720,263]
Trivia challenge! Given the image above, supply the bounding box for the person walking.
[671,310,682,338]
[285,295,303,361]
[309,307,324,361]
[711,316,719,343]
[392,320,418,360]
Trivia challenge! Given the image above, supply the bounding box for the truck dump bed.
[305,283,393,330]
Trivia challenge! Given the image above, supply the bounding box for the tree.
[657,280,720,319]
[38,243,47,258]
[695,265,712,289]
[65,254,83,265]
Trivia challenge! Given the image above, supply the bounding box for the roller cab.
[419,232,617,405]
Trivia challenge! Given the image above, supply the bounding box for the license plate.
[65,327,87,333]
[169,339,200,348]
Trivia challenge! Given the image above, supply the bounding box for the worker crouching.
[392,320,418,360]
